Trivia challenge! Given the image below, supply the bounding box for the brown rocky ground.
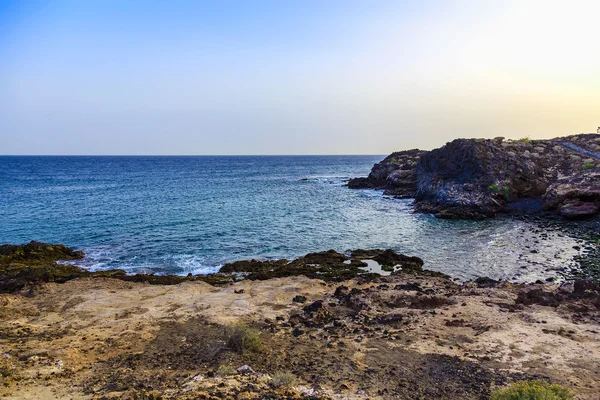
[1,271,599,399]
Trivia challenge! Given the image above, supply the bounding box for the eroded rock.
[349,133,600,219]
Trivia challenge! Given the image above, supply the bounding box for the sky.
[0,0,599,155]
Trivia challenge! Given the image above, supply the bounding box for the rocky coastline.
[349,134,600,220]
[1,242,599,399]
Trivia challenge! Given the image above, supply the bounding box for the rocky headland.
[1,242,600,399]
[349,134,600,220]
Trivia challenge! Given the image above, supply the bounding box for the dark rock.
[292,295,307,303]
[334,285,350,298]
[445,319,467,327]
[574,279,599,294]
[349,133,600,219]
[0,241,239,293]
[0,241,84,263]
[303,300,324,313]
[560,200,599,219]
[375,313,403,324]
[220,249,432,282]
[387,294,457,309]
[347,149,426,198]
[474,277,500,288]
[347,177,379,189]
[350,249,424,273]
[516,289,560,307]
[220,250,360,282]
[394,283,422,292]
[415,138,547,218]
[373,250,423,270]
[292,328,305,337]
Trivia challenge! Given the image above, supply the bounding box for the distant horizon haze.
[1,1,599,155]
[0,131,597,157]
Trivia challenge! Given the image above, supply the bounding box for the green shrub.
[488,184,509,198]
[225,324,262,353]
[491,380,573,400]
[216,363,237,376]
[516,137,531,143]
[271,371,296,388]
[583,162,595,170]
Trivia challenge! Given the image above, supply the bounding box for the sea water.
[0,156,582,281]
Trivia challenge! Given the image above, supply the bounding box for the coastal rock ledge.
[1,242,600,399]
[349,134,600,219]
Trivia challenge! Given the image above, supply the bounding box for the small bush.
[271,371,296,388]
[491,380,573,400]
[516,137,531,143]
[488,184,509,198]
[225,324,262,353]
[216,363,237,376]
[583,162,595,170]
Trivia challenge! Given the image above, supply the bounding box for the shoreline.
[1,229,596,294]
[57,210,600,284]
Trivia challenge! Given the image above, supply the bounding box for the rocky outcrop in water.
[220,248,442,281]
[349,134,600,219]
[347,149,426,198]
[0,242,441,293]
[0,241,236,293]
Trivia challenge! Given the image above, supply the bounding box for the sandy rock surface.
[1,274,598,399]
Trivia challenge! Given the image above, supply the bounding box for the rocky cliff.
[348,134,600,219]
[347,149,425,198]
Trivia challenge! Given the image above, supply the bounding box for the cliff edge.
[349,134,600,219]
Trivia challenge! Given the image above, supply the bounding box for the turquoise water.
[0,156,582,281]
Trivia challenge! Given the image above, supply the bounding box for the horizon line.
[0,153,387,157]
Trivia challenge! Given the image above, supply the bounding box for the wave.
[64,247,222,276]
[170,254,221,275]
[299,176,350,185]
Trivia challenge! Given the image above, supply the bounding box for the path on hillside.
[555,141,600,160]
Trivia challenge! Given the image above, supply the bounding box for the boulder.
[542,170,600,219]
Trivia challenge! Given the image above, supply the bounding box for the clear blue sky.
[1,0,599,155]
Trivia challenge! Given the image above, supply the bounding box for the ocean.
[0,156,582,282]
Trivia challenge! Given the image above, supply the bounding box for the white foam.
[300,176,349,185]
[172,254,221,275]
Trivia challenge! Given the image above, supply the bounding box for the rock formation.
[349,134,600,219]
[347,149,426,198]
